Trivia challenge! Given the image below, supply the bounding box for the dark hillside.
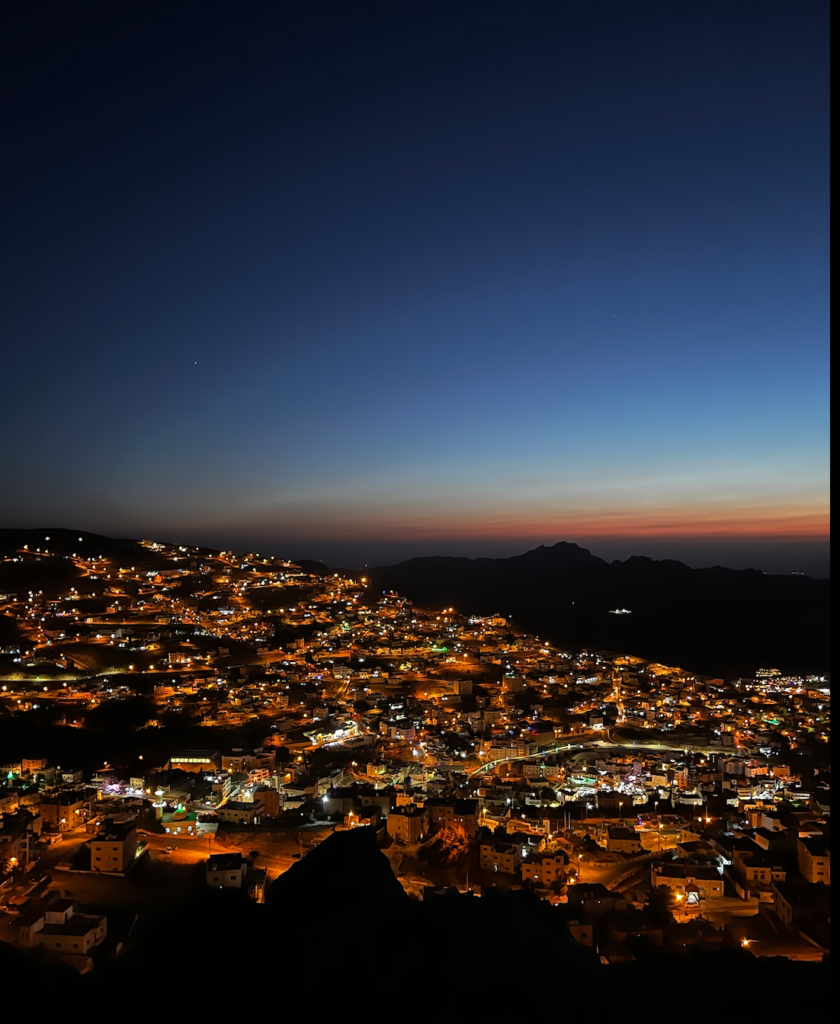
[368,543,830,677]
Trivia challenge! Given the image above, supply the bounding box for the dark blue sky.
[2,1,829,573]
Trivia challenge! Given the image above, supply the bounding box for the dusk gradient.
[2,1,829,573]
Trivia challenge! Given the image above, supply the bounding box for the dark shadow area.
[3,827,824,1016]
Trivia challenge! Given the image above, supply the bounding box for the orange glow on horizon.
[258,503,829,544]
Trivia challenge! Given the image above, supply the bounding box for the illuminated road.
[143,827,332,878]
[142,832,218,865]
[468,733,724,777]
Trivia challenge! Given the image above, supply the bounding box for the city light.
[0,530,828,976]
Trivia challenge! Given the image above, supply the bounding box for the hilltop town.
[0,529,830,974]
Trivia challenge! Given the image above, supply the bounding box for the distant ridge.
[367,541,830,678]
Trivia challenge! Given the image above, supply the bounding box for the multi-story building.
[521,851,566,886]
[89,819,139,872]
[651,863,724,899]
[797,837,830,884]
[207,852,248,889]
[772,881,831,929]
[479,833,523,875]
[216,799,264,825]
[606,826,643,854]
[221,748,276,773]
[40,789,93,832]
[568,884,626,916]
[0,809,34,871]
[255,786,282,817]
[3,897,106,955]
[206,852,267,902]
[0,790,19,815]
[386,806,429,844]
[427,798,480,840]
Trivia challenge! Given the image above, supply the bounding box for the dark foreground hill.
[1,827,828,1015]
[368,542,830,678]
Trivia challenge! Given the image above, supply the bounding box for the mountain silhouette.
[368,542,830,677]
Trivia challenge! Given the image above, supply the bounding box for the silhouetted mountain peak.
[266,825,410,918]
[368,541,829,675]
[515,541,608,568]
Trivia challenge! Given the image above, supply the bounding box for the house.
[752,826,793,853]
[207,852,248,888]
[568,884,626,916]
[731,846,786,901]
[772,881,831,929]
[521,851,566,886]
[386,806,429,844]
[1,896,107,957]
[605,909,664,948]
[342,807,380,829]
[560,914,594,946]
[222,748,276,774]
[255,786,282,818]
[427,798,480,839]
[606,826,643,854]
[0,791,18,815]
[216,799,264,825]
[0,808,36,871]
[206,852,268,902]
[797,837,830,884]
[40,789,94,832]
[553,903,595,945]
[479,832,522,875]
[89,818,138,873]
[652,862,724,899]
[322,786,362,816]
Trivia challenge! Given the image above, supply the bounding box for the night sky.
[2,1,829,573]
